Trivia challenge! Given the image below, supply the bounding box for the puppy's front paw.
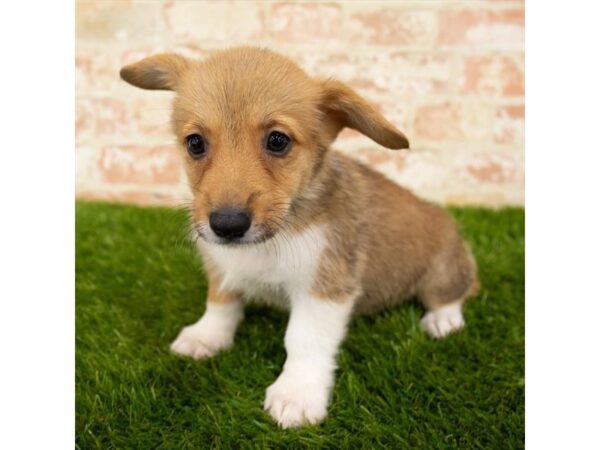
[421,303,465,339]
[264,371,329,429]
[170,323,233,360]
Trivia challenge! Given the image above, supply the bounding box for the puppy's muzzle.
[209,208,252,240]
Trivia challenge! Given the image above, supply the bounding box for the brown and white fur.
[120,47,479,428]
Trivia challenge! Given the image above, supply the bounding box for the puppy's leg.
[264,294,354,428]
[170,273,243,359]
[419,241,478,339]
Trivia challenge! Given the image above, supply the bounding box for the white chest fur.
[198,225,327,302]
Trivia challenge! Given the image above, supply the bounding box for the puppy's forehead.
[176,48,320,125]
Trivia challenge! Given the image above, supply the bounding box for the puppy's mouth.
[194,223,278,246]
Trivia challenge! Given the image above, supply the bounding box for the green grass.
[76,201,524,449]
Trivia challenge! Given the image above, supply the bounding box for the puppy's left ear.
[319,79,409,149]
[120,53,189,91]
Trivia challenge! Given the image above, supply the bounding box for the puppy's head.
[120,47,408,245]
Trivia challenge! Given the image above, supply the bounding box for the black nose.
[209,208,252,239]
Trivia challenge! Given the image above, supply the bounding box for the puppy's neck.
[285,150,344,231]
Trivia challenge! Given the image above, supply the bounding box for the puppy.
[120,47,478,428]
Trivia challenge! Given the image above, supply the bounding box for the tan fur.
[204,265,241,305]
[120,46,478,314]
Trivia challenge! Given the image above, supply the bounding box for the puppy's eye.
[186,134,206,158]
[266,131,290,155]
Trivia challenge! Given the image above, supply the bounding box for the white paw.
[170,323,233,360]
[264,371,330,428]
[421,303,465,339]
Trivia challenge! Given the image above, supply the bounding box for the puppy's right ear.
[119,53,189,91]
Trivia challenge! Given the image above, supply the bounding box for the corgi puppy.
[120,47,479,428]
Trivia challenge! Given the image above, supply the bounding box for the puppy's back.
[331,153,477,313]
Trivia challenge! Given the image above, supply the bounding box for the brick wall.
[76,0,524,207]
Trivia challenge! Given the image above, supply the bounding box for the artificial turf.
[75,201,524,449]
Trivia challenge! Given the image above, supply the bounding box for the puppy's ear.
[319,79,409,149]
[120,53,189,91]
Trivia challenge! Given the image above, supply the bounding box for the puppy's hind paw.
[421,303,465,339]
